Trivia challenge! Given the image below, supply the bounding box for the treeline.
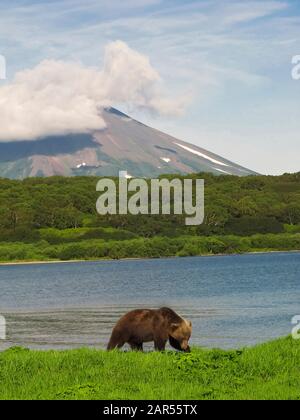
[0,173,300,240]
[1,233,300,262]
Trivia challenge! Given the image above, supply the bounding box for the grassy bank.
[1,232,300,263]
[0,337,299,400]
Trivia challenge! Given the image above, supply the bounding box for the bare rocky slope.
[0,108,256,179]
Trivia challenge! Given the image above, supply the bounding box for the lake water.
[0,252,299,351]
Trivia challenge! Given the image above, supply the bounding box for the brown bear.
[107,307,192,352]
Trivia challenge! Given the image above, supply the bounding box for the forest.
[0,172,300,262]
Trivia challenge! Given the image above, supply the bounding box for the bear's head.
[169,319,192,352]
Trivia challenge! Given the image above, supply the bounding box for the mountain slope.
[0,108,257,179]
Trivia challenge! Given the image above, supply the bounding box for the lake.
[0,252,299,351]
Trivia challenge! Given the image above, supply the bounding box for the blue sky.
[0,0,299,174]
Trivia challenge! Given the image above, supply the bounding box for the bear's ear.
[188,321,192,328]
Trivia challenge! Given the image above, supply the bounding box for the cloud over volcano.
[0,41,186,142]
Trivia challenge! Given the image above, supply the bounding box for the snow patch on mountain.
[212,167,232,175]
[174,142,230,167]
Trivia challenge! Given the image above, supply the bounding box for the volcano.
[0,108,256,179]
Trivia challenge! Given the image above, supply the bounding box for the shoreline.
[1,249,299,267]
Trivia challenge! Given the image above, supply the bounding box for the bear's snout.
[181,343,191,352]
[180,339,191,352]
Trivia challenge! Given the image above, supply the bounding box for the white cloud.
[0,40,186,142]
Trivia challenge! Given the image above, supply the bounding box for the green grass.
[0,337,299,400]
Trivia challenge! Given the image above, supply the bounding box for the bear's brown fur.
[107,307,192,352]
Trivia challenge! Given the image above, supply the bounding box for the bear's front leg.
[154,336,167,351]
[129,340,143,352]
